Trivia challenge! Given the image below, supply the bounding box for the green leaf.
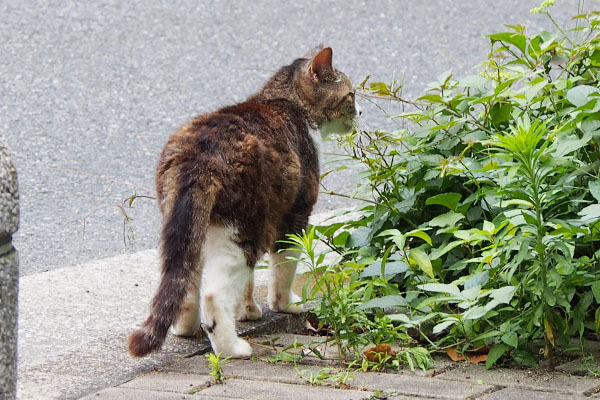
[406,229,432,246]
[489,103,513,126]
[485,343,508,369]
[378,229,405,248]
[471,330,501,342]
[464,271,490,289]
[429,240,466,260]
[578,204,600,224]
[525,79,548,102]
[483,221,495,234]
[429,211,465,228]
[332,231,350,247]
[490,286,517,304]
[553,131,592,157]
[410,249,434,279]
[432,319,457,334]
[501,332,518,348]
[460,75,487,92]
[589,180,600,202]
[360,260,408,278]
[387,313,412,324]
[463,305,487,320]
[512,349,536,368]
[488,32,527,53]
[591,281,600,303]
[348,227,371,247]
[426,193,462,211]
[357,295,407,310]
[567,85,599,107]
[417,283,461,296]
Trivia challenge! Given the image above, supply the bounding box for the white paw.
[225,338,253,359]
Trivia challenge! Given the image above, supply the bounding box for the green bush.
[296,5,600,369]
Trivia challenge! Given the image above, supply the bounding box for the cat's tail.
[128,175,216,357]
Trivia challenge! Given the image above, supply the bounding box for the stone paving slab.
[197,378,372,400]
[480,387,591,400]
[80,387,214,399]
[350,371,495,399]
[249,333,341,360]
[165,353,493,399]
[436,364,600,396]
[164,354,354,388]
[119,371,212,393]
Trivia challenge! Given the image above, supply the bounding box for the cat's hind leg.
[170,282,201,336]
[235,270,263,321]
[268,250,303,314]
[200,226,253,358]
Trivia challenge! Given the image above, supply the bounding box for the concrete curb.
[1,135,19,400]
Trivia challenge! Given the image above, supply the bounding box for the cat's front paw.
[269,292,304,314]
[224,338,253,359]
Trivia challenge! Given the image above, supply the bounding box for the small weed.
[367,390,393,400]
[295,367,354,387]
[205,352,231,384]
[582,353,600,377]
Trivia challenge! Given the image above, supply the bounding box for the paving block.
[237,309,309,338]
[350,371,494,399]
[197,378,372,400]
[249,333,343,360]
[436,364,599,396]
[167,357,349,387]
[480,387,590,399]
[162,355,213,375]
[228,360,331,384]
[119,371,212,393]
[79,387,213,399]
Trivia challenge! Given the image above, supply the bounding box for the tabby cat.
[128,45,360,358]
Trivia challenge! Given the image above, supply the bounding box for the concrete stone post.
[0,136,19,400]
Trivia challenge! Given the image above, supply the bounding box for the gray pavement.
[84,333,600,399]
[1,0,578,276]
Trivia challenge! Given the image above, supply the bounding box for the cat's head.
[296,45,360,135]
[257,45,360,135]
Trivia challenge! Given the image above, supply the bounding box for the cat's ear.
[307,47,333,82]
[302,43,325,59]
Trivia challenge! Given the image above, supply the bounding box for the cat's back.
[159,98,312,169]
[156,98,318,217]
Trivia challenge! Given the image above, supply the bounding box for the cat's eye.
[347,92,355,100]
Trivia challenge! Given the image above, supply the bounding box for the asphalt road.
[1,0,580,276]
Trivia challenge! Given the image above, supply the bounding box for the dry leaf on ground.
[363,344,397,362]
[446,347,489,364]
